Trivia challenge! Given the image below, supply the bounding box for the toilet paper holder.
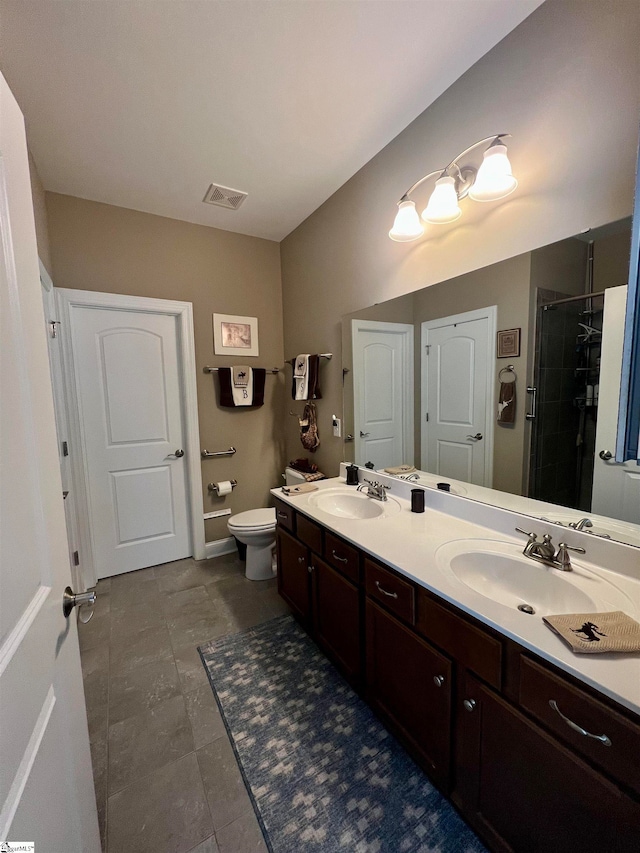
[208,479,238,495]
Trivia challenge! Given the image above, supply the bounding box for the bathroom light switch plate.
[204,509,232,520]
[333,417,341,438]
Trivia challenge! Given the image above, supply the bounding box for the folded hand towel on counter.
[543,611,640,654]
[281,483,318,496]
[293,354,309,400]
[498,380,516,424]
[384,465,416,475]
[218,368,266,407]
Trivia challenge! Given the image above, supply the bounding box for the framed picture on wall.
[497,328,521,358]
[213,313,259,357]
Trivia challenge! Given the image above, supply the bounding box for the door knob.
[360,431,370,437]
[62,586,96,619]
[599,450,612,460]
[466,433,483,441]
[173,449,185,458]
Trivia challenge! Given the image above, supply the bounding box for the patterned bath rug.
[199,614,486,853]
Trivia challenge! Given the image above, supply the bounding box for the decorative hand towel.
[498,379,516,424]
[384,465,416,475]
[218,368,266,408]
[281,483,318,496]
[543,611,640,654]
[306,354,322,400]
[293,354,309,401]
[232,366,250,387]
[232,367,253,405]
[299,402,320,452]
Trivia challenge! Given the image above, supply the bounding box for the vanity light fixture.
[389,134,517,242]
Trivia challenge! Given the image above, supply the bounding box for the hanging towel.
[293,354,309,401]
[543,611,640,654]
[299,402,320,452]
[218,368,266,408]
[307,354,322,400]
[233,367,253,405]
[498,380,516,424]
[232,366,250,387]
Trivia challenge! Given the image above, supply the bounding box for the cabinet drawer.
[416,590,502,689]
[365,559,415,625]
[296,514,323,554]
[324,532,360,584]
[273,497,294,532]
[519,656,640,796]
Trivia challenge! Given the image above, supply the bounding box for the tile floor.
[78,553,290,853]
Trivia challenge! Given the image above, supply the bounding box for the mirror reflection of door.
[421,307,496,487]
[352,319,413,468]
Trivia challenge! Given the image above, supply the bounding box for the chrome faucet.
[400,473,420,482]
[515,527,585,572]
[569,517,593,531]
[357,479,390,502]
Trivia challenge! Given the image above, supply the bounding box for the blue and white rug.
[199,614,486,853]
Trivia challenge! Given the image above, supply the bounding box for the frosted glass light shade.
[389,200,424,242]
[422,176,461,224]
[469,143,518,202]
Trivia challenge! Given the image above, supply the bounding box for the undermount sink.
[435,539,633,617]
[308,487,401,520]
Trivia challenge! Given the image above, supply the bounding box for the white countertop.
[272,472,640,717]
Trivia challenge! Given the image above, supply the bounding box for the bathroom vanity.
[272,474,640,853]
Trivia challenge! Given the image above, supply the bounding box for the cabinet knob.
[463,698,477,712]
[307,564,315,574]
[298,556,305,564]
[433,675,445,688]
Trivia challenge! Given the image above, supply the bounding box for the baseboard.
[205,536,237,560]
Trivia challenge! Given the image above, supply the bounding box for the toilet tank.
[284,466,307,485]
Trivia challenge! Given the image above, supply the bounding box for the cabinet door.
[276,527,311,625]
[366,599,452,790]
[459,674,640,853]
[312,557,361,682]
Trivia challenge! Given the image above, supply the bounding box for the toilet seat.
[228,508,276,532]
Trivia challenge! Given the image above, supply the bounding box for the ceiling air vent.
[202,183,247,210]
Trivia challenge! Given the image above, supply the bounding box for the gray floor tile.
[173,645,211,692]
[107,753,213,853]
[90,736,108,851]
[186,836,219,853]
[215,810,267,853]
[110,598,166,641]
[197,738,253,831]
[109,657,181,724]
[168,613,232,653]
[78,612,110,652]
[110,624,174,674]
[91,591,112,620]
[155,559,221,594]
[80,643,109,679]
[83,668,109,713]
[110,567,159,608]
[184,684,226,749]
[108,694,194,794]
[96,576,112,594]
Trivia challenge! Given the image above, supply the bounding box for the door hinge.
[425,345,430,354]
[73,550,80,566]
[62,441,69,457]
[425,413,429,422]
[49,320,61,339]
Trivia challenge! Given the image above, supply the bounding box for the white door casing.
[421,307,496,487]
[352,319,414,469]
[592,286,640,523]
[56,290,205,580]
[0,72,100,850]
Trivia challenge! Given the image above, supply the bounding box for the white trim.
[205,536,237,559]
[55,288,205,584]
[351,318,414,466]
[421,305,497,488]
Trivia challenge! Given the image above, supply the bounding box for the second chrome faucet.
[515,527,585,572]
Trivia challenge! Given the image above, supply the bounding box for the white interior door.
[421,307,496,486]
[0,72,100,851]
[592,286,640,523]
[64,301,192,579]
[352,319,414,469]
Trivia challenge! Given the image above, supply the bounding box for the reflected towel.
[498,380,516,424]
[384,465,416,475]
[293,354,309,400]
[543,611,640,654]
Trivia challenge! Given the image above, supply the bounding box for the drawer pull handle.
[277,512,288,519]
[332,550,348,563]
[297,556,305,564]
[375,580,398,599]
[549,700,612,747]
[433,675,445,688]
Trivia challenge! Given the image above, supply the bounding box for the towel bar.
[201,447,236,458]
[203,366,280,374]
[207,479,238,494]
[285,353,332,366]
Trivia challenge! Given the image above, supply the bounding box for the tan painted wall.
[280,0,640,478]
[27,150,52,273]
[46,193,284,544]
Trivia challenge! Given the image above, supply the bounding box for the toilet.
[227,467,307,581]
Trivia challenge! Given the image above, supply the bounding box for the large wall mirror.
[342,215,640,548]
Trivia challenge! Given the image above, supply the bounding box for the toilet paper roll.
[216,480,233,496]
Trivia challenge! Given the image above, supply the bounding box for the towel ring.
[499,364,517,381]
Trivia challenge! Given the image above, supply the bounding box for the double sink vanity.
[272,467,640,853]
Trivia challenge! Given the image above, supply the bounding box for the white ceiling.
[0,1,543,241]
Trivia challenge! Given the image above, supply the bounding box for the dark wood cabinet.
[366,598,452,790]
[275,501,640,851]
[459,674,640,853]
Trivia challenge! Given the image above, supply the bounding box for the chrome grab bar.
[201,447,236,458]
[526,386,537,421]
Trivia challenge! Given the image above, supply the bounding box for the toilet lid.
[228,507,276,530]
